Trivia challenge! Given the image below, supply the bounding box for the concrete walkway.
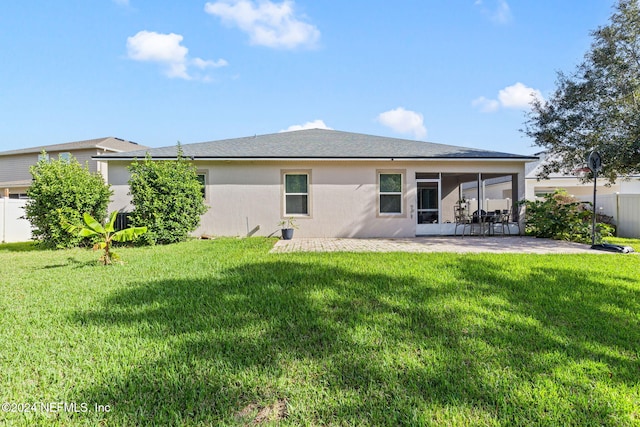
[271,236,615,254]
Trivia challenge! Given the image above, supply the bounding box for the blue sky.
[0,1,615,155]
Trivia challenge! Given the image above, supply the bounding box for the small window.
[58,152,71,162]
[38,153,49,162]
[379,173,403,215]
[196,173,206,199]
[284,173,309,215]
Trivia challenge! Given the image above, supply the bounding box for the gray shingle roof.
[95,129,537,161]
[0,137,145,156]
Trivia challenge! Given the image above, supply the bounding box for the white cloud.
[498,82,544,108]
[377,108,427,140]
[191,57,229,69]
[205,0,320,49]
[126,30,228,80]
[280,119,332,132]
[473,82,544,113]
[471,96,500,113]
[475,0,513,24]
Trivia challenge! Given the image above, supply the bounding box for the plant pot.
[281,228,294,240]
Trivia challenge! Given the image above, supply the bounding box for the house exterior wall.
[0,149,106,196]
[525,176,630,200]
[107,159,526,238]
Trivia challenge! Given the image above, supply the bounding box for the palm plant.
[64,211,147,265]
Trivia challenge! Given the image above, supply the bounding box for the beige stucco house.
[96,129,536,238]
[0,137,144,198]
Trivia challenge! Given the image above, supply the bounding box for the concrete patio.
[271,236,618,254]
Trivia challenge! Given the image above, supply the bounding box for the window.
[58,152,71,162]
[38,153,49,162]
[379,172,403,215]
[196,172,207,199]
[284,173,309,215]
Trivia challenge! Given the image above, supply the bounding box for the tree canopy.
[524,0,640,183]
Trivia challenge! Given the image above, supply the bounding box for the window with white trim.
[378,172,403,215]
[284,173,309,215]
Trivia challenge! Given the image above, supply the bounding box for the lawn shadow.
[0,241,40,252]
[69,257,640,426]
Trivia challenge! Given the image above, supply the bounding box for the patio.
[271,236,612,254]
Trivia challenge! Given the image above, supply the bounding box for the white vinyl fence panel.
[577,193,640,238]
[0,198,32,243]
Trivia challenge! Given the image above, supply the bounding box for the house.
[524,151,640,199]
[96,129,537,238]
[0,137,145,198]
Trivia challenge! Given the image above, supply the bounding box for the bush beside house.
[127,147,208,245]
[520,189,614,243]
[25,153,112,248]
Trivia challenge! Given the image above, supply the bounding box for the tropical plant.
[25,152,112,248]
[278,217,299,230]
[64,211,147,265]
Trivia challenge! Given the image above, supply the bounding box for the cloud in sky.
[474,0,513,24]
[112,0,129,6]
[377,108,427,140]
[126,31,227,80]
[280,119,332,132]
[204,0,320,49]
[473,82,543,113]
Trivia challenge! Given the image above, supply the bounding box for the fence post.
[2,191,6,243]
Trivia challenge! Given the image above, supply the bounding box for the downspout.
[616,192,620,237]
[2,188,7,243]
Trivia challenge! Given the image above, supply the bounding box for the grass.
[0,238,638,426]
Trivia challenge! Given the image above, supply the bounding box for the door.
[416,180,441,235]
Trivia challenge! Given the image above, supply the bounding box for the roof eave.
[94,155,538,162]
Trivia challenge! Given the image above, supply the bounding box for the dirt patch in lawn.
[236,399,288,424]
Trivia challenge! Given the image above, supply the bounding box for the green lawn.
[0,239,638,426]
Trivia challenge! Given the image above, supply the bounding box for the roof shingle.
[96,129,536,161]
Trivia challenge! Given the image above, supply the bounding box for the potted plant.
[278,217,298,240]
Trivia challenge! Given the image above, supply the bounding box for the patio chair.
[505,204,523,236]
[490,209,509,236]
[454,204,473,238]
[472,209,488,237]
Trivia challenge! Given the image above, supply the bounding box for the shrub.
[520,189,614,243]
[25,153,112,248]
[63,211,147,265]
[127,145,208,245]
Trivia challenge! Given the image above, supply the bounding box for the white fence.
[577,193,640,238]
[0,198,32,243]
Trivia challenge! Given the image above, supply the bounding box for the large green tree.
[128,145,208,245]
[524,0,640,184]
[25,153,112,248]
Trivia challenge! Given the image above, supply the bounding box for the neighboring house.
[524,151,640,199]
[0,137,145,198]
[96,129,536,238]
[466,151,640,201]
